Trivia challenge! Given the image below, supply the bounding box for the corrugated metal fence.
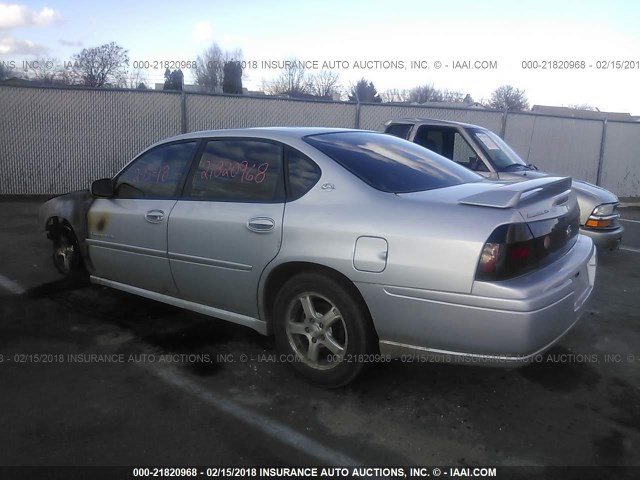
[1,85,638,197]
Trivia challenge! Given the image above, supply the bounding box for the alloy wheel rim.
[285,292,348,370]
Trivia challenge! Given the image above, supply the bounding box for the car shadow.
[24,276,90,298]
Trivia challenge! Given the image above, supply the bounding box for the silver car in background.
[384,118,623,250]
[39,128,597,387]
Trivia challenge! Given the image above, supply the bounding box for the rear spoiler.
[459,177,572,209]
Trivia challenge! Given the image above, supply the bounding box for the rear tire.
[273,272,376,388]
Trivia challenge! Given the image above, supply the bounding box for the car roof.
[386,118,486,130]
[154,127,375,146]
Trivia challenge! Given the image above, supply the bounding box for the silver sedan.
[39,128,597,387]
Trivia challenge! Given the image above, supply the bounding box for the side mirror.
[91,178,114,198]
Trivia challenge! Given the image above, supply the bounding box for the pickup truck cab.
[384,118,623,250]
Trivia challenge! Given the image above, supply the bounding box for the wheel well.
[261,261,379,343]
[46,216,66,235]
[45,216,76,240]
[46,216,88,263]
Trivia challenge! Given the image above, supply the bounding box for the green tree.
[222,61,243,94]
[163,68,184,91]
[348,78,381,103]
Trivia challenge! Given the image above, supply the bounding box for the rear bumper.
[579,225,623,250]
[357,235,597,365]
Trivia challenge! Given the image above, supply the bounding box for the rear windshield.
[304,131,480,193]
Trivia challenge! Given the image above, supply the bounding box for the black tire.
[273,272,377,388]
[51,224,87,280]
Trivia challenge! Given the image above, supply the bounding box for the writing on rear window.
[189,140,284,202]
[200,160,269,184]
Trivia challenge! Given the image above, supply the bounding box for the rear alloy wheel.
[273,272,376,387]
[51,225,86,279]
[286,292,348,370]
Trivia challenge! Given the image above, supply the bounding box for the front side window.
[187,139,285,202]
[114,141,197,198]
[304,131,480,194]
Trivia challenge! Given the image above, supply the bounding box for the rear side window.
[286,148,321,201]
[385,123,412,140]
[114,141,197,198]
[187,139,285,202]
[304,131,480,193]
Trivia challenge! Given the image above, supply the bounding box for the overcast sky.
[1,0,639,113]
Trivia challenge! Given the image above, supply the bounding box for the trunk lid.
[458,177,581,278]
[462,176,580,261]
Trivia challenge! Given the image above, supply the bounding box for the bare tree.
[194,42,243,93]
[68,42,129,87]
[0,62,18,81]
[57,67,76,86]
[488,84,529,111]
[264,58,310,97]
[194,43,224,92]
[568,103,596,111]
[440,89,465,103]
[24,57,63,84]
[408,84,442,103]
[380,88,410,103]
[381,85,469,104]
[118,68,149,89]
[308,70,340,98]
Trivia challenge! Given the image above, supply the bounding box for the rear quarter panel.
[270,169,521,296]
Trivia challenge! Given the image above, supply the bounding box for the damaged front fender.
[39,190,95,272]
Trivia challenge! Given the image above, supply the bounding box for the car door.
[167,138,286,318]
[88,140,198,294]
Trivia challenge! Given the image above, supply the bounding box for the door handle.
[247,217,275,233]
[145,210,165,223]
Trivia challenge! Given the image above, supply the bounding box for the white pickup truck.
[384,118,623,250]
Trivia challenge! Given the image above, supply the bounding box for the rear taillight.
[476,224,536,281]
[479,243,502,273]
[476,212,579,281]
